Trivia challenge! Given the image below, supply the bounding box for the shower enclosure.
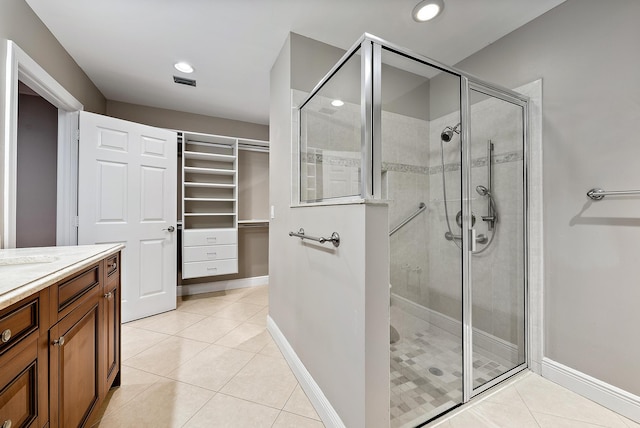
[298,34,528,427]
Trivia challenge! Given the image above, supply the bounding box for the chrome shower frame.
[298,31,531,416]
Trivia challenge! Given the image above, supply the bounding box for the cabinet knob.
[1,329,10,343]
[52,336,65,347]
[3,419,12,428]
[104,292,113,299]
[108,261,117,271]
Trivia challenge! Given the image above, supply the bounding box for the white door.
[78,111,177,322]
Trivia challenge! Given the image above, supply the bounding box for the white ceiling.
[25,0,565,125]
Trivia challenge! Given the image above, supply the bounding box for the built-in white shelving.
[184,182,235,189]
[181,132,239,279]
[183,166,236,175]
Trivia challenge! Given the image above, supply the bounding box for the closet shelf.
[184,151,236,162]
[238,219,270,224]
[184,166,236,175]
[184,182,235,189]
[184,198,237,202]
[183,213,237,217]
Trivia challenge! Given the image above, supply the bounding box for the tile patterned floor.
[90,285,325,428]
[89,286,640,428]
[390,305,511,428]
[434,372,640,428]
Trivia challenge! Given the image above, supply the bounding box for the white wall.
[269,34,389,428]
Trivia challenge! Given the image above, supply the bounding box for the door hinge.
[72,216,79,228]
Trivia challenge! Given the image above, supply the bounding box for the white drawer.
[183,245,237,262]
[183,228,237,246]
[182,259,238,279]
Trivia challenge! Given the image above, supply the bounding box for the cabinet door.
[49,298,101,428]
[103,257,120,393]
[0,339,40,428]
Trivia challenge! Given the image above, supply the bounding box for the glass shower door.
[381,47,465,428]
[468,84,527,394]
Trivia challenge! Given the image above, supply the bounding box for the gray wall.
[16,93,58,247]
[106,100,268,141]
[0,0,106,113]
[447,0,640,395]
[0,0,106,247]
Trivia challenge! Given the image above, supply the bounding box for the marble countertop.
[0,244,124,311]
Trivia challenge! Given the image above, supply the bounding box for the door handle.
[163,226,175,232]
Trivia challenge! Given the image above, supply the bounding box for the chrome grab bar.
[444,231,488,244]
[389,202,426,237]
[587,187,640,201]
[289,228,340,247]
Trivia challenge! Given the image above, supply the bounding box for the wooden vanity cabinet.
[49,295,101,428]
[0,290,49,428]
[47,253,122,428]
[0,249,122,428]
[102,253,121,395]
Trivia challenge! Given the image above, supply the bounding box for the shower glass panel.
[381,47,464,428]
[469,87,526,391]
[299,48,362,203]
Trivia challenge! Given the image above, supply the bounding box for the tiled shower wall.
[383,111,431,308]
[387,93,525,357]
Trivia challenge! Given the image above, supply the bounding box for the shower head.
[476,185,491,196]
[440,123,461,142]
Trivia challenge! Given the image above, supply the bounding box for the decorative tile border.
[382,162,430,175]
[301,150,523,175]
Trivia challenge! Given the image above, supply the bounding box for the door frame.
[2,39,83,248]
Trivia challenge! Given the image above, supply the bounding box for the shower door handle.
[469,228,477,252]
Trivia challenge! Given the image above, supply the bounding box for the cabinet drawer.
[52,263,101,321]
[105,253,119,279]
[183,229,237,246]
[183,245,237,263]
[182,259,237,279]
[0,296,39,357]
[0,339,39,428]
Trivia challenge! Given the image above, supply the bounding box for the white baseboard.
[391,293,519,367]
[178,275,269,296]
[267,316,346,428]
[542,358,640,423]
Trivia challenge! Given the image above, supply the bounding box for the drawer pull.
[206,237,217,242]
[206,267,217,271]
[52,336,65,347]
[104,292,113,299]
[206,252,217,257]
[3,419,12,428]
[1,329,10,343]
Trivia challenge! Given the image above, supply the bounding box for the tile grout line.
[511,385,543,428]
[178,391,219,428]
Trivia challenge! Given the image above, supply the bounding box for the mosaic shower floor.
[390,306,509,428]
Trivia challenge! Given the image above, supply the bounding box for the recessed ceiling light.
[412,0,444,22]
[174,62,194,73]
[331,99,345,107]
